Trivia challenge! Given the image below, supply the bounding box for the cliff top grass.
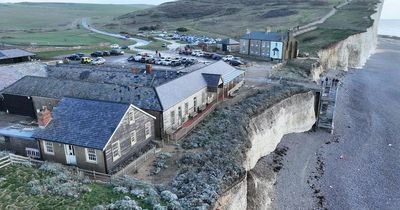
[169,84,311,209]
[297,0,381,56]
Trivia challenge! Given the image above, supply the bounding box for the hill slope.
[95,0,345,38]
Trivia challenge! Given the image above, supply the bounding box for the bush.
[176,27,189,32]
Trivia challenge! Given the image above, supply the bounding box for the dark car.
[229,60,243,66]
[127,56,135,62]
[212,54,222,60]
[171,60,181,67]
[76,53,85,58]
[102,51,111,56]
[65,54,81,61]
[120,45,129,50]
[110,49,124,56]
[91,51,103,57]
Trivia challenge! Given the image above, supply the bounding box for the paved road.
[81,18,149,49]
[271,37,400,210]
[81,18,184,51]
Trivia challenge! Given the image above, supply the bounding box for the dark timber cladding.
[1,76,164,138]
[33,97,156,173]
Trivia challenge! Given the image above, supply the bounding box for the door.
[64,145,77,165]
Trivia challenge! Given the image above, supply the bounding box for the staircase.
[318,80,339,132]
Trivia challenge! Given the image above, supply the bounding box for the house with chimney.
[240,31,298,61]
[0,97,156,173]
[0,61,244,141]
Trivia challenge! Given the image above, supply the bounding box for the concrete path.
[81,18,149,50]
[294,0,352,36]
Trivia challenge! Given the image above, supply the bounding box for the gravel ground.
[0,62,47,91]
[269,37,400,210]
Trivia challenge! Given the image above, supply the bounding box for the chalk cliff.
[311,1,384,81]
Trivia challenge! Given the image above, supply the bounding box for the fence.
[169,102,218,141]
[116,147,158,177]
[0,149,158,183]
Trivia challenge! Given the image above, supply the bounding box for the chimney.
[146,64,153,74]
[38,106,52,128]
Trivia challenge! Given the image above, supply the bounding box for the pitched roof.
[0,49,35,60]
[241,32,288,42]
[155,61,244,110]
[33,98,129,150]
[202,73,221,88]
[1,76,162,111]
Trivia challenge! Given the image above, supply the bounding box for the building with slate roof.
[155,61,244,133]
[240,31,298,61]
[1,61,244,140]
[32,97,156,173]
[0,49,35,64]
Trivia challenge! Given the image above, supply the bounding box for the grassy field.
[0,165,131,209]
[0,3,151,31]
[297,0,380,55]
[0,2,150,52]
[0,29,134,47]
[95,0,345,38]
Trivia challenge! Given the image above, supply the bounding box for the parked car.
[91,51,103,57]
[65,54,81,61]
[162,59,172,66]
[110,49,124,56]
[76,53,85,58]
[120,45,129,49]
[91,57,106,65]
[156,58,165,65]
[212,54,222,60]
[191,50,202,56]
[110,44,120,49]
[162,43,167,48]
[102,51,111,56]
[229,60,243,66]
[81,57,93,64]
[222,55,234,62]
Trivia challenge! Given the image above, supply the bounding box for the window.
[170,110,175,125]
[184,103,189,115]
[129,110,135,125]
[112,141,121,161]
[85,148,97,163]
[145,122,151,139]
[43,141,54,155]
[130,130,137,146]
[178,106,182,119]
[26,148,40,159]
[193,97,197,111]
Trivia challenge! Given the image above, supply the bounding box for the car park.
[91,57,106,65]
[81,57,93,64]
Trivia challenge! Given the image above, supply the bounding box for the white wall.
[163,88,216,131]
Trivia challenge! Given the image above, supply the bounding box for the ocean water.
[379,19,400,37]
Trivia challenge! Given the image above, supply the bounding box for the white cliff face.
[213,91,316,210]
[243,91,316,171]
[311,1,384,80]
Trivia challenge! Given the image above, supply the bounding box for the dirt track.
[270,37,400,209]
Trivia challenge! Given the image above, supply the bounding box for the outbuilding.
[0,49,35,65]
[217,38,240,52]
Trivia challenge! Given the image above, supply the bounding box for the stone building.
[240,31,298,61]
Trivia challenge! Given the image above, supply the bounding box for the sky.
[0,0,398,19]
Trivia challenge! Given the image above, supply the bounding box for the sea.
[378,19,400,37]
